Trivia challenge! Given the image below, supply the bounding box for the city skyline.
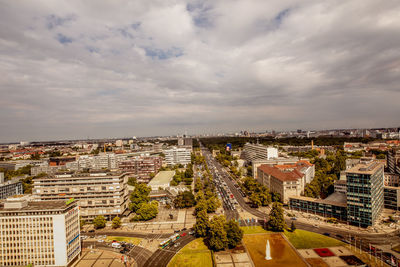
[1,0,400,142]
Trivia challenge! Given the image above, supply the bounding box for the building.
[385,172,399,187]
[252,157,300,178]
[243,143,278,163]
[0,196,80,266]
[65,153,128,171]
[33,173,130,220]
[0,175,23,199]
[383,186,400,211]
[0,160,44,171]
[118,156,162,183]
[31,165,67,176]
[334,179,347,195]
[289,193,348,222]
[257,165,303,203]
[164,147,191,166]
[346,162,384,227]
[388,148,400,175]
[148,171,175,191]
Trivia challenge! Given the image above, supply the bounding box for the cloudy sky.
[1,0,399,142]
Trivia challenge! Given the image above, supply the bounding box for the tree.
[206,196,220,213]
[133,201,158,221]
[193,209,209,237]
[112,216,122,229]
[129,183,151,212]
[267,202,286,232]
[206,215,228,251]
[93,215,107,229]
[127,177,137,186]
[225,220,243,248]
[174,191,196,208]
[290,221,296,232]
[249,193,262,208]
[194,179,203,192]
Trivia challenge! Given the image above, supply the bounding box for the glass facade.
[289,197,347,221]
[384,187,399,210]
[346,165,384,227]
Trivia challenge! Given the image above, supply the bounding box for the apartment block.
[243,143,278,163]
[388,148,400,175]
[164,147,191,166]
[0,196,80,266]
[118,156,162,183]
[33,173,130,220]
[346,162,384,227]
[0,175,23,199]
[65,153,128,171]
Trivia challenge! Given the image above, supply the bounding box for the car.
[313,224,319,228]
[174,243,180,248]
[97,239,104,243]
[180,233,187,237]
[189,231,195,235]
[323,233,330,236]
[174,229,180,233]
[290,217,297,220]
[336,234,344,239]
[88,229,95,233]
[182,228,187,231]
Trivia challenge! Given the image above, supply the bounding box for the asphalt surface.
[143,234,196,267]
[201,144,400,265]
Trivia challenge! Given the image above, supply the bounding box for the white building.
[164,147,191,166]
[243,143,278,163]
[0,196,81,266]
[65,153,128,171]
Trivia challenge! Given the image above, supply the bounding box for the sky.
[0,0,400,142]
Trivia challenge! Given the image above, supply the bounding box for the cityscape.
[1,1,400,267]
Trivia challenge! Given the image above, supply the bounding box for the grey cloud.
[0,0,399,142]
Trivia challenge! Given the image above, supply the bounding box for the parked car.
[97,239,104,243]
[88,229,95,233]
[323,233,330,236]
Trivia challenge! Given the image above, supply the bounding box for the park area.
[168,238,213,267]
[284,229,344,249]
[243,233,308,267]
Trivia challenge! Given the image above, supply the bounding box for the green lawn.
[284,229,344,249]
[241,226,270,234]
[168,238,213,267]
[105,236,142,245]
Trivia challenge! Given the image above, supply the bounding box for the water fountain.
[265,240,272,260]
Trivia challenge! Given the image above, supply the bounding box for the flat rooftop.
[346,161,384,175]
[148,171,175,186]
[0,200,76,212]
[290,192,347,207]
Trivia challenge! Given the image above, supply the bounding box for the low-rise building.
[334,179,347,195]
[148,171,175,191]
[289,192,348,222]
[0,196,80,266]
[33,173,130,220]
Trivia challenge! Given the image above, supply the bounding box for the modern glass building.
[346,162,384,227]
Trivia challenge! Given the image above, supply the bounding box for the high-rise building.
[164,147,191,166]
[0,196,80,266]
[243,143,278,163]
[346,162,384,227]
[388,148,400,175]
[33,173,130,220]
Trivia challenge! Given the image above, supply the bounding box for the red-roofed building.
[257,164,305,203]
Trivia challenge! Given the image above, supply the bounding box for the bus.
[159,233,180,249]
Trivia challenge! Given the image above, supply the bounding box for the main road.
[200,144,400,248]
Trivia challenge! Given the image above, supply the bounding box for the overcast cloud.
[0,0,399,142]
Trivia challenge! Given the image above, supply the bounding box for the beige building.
[33,173,130,220]
[0,196,80,266]
[257,165,303,203]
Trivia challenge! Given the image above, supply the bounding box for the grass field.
[105,236,142,245]
[284,229,344,249]
[168,238,213,267]
[241,226,269,235]
[243,233,307,267]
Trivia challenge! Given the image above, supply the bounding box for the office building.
[289,193,348,222]
[252,157,300,178]
[119,156,162,183]
[0,196,80,266]
[33,173,130,220]
[0,175,23,199]
[346,162,384,227]
[334,179,347,195]
[243,143,278,163]
[388,148,400,175]
[164,147,191,166]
